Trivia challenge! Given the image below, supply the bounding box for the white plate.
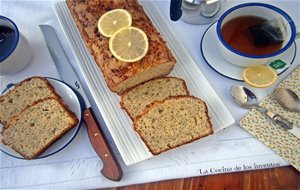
[54,1,235,165]
[200,21,297,81]
[0,77,83,159]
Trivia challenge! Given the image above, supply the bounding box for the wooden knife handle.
[83,108,123,181]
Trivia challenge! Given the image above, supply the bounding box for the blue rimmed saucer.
[0,77,83,159]
[200,21,297,81]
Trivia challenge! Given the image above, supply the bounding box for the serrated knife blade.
[39,24,122,181]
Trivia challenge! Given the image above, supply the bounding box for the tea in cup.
[216,3,300,67]
[0,16,32,75]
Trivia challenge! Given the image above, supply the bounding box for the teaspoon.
[230,85,299,139]
[274,88,300,113]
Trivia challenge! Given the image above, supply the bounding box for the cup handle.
[170,0,183,21]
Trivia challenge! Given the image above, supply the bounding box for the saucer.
[0,77,83,159]
[200,21,297,81]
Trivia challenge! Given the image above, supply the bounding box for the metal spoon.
[274,88,300,113]
[230,85,294,131]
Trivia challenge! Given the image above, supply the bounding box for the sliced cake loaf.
[0,77,59,126]
[2,97,79,159]
[133,95,213,155]
[121,77,189,120]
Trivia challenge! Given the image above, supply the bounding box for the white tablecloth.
[1,0,299,189]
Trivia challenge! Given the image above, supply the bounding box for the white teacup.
[216,3,300,67]
[0,16,31,75]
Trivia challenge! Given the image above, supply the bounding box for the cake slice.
[2,97,79,159]
[0,76,59,126]
[134,96,213,155]
[121,77,189,120]
[66,0,176,94]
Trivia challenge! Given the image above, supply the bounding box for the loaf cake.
[66,0,176,94]
[2,97,79,159]
[0,76,59,126]
[121,77,189,120]
[134,96,213,155]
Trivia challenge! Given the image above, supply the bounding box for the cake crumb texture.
[0,77,58,126]
[134,96,213,155]
[121,77,189,120]
[2,97,78,159]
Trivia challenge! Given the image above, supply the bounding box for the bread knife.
[39,25,123,181]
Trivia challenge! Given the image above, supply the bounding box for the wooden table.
[105,166,299,190]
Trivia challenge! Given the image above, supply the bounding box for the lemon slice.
[109,26,149,62]
[242,65,278,88]
[98,9,132,37]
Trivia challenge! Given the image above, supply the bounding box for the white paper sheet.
[1,0,299,189]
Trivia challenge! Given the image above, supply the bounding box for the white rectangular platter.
[54,0,235,165]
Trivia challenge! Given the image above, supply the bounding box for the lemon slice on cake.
[109,26,149,62]
[243,65,278,88]
[98,9,132,37]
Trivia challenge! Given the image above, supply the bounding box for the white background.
[0,0,299,189]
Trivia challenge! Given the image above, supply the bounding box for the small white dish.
[200,21,297,81]
[0,77,83,159]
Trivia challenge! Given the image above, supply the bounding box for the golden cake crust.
[66,0,176,94]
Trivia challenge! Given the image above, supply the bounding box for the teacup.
[216,3,300,67]
[0,16,31,75]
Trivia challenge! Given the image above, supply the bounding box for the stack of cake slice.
[0,77,78,159]
[120,77,213,155]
